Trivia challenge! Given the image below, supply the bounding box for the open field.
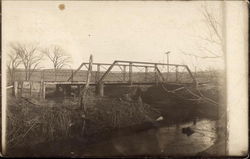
[8,68,221,85]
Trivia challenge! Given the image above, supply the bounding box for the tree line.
[7,42,72,83]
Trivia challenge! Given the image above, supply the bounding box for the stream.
[73,119,216,157]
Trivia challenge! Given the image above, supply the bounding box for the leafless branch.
[10,42,43,80]
[42,45,72,80]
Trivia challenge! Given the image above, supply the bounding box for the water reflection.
[109,119,216,156]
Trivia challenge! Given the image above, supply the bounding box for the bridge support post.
[96,82,104,97]
[42,82,46,99]
[71,70,74,82]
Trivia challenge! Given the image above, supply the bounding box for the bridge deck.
[44,81,193,86]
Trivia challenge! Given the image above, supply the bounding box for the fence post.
[14,81,18,97]
[30,81,32,96]
[129,62,132,85]
[20,81,23,97]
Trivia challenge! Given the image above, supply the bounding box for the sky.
[2,1,224,71]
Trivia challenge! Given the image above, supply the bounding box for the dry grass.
[7,89,161,151]
[7,96,83,149]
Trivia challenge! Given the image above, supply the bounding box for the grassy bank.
[6,84,221,157]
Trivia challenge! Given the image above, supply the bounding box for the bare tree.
[42,45,71,81]
[197,3,224,58]
[7,51,21,84]
[198,3,227,152]
[179,3,225,78]
[10,43,43,80]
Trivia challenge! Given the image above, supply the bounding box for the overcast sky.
[3,1,224,71]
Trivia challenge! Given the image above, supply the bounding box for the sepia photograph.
[1,0,248,157]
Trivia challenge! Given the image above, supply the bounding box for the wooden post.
[12,70,16,95]
[20,81,23,97]
[129,62,132,85]
[80,55,93,136]
[80,55,93,111]
[122,65,126,82]
[145,66,148,82]
[29,81,32,96]
[14,81,18,97]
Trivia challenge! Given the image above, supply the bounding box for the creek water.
[77,119,216,157]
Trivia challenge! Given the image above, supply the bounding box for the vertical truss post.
[96,64,100,83]
[154,64,158,85]
[176,66,178,83]
[129,62,133,85]
[71,69,74,82]
[185,65,197,87]
[145,66,148,82]
[122,65,126,82]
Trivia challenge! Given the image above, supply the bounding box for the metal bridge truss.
[68,60,197,85]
